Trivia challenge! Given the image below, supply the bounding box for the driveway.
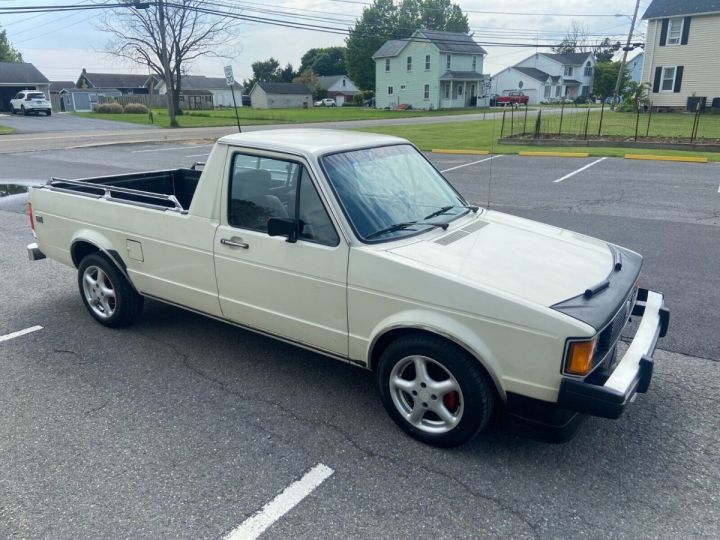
[0,111,159,134]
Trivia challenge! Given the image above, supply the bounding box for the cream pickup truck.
[27,130,669,446]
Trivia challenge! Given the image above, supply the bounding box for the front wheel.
[77,253,144,327]
[377,334,495,447]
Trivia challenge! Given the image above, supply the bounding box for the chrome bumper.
[557,289,669,419]
[27,242,46,261]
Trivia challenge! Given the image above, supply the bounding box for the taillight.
[28,202,35,232]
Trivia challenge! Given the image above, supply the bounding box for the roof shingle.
[539,52,593,65]
[0,62,49,84]
[513,66,551,81]
[643,0,720,19]
[254,82,312,95]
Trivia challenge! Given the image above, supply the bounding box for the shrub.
[94,102,123,114]
[574,96,589,105]
[352,93,364,106]
[123,103,149,114]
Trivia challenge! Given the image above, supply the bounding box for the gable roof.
[80,71,150,88]
[513,66,551,82]
[254,82,311,95]
[539,52,593,65]
[181,75,241,90]
[0,62,49,84]
[50,81,75,92]
[643,0,720,19]
[373,30,486,59]
[317,75,350,90]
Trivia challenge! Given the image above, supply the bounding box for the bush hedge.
[123,103,149,114]
[94,102,123,114]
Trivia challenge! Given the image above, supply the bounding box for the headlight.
[564,338,597,376]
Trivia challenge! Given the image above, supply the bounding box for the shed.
[0,62,50,111]
[59,88,122,112]
[249,82,313,109]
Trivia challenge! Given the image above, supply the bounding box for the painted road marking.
[554,157,607,183]
[225,463,334,540]
[132,144,212,153]
[0,325,43,343]
[441,155,503,173]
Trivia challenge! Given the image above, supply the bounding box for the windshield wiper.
[366,221,449,240]
[423,205,479,220]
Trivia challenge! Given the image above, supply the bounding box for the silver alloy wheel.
[82,265,117,319]
[389,355,464,434]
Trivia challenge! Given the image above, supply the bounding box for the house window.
[425,55,431,70]
[472,56,477,71]
[584,61,593,77]
[581,85,590,97]
[342,79,346,87]
[388,86,394,95]
[564,66,573,77]
[423,84,430,99]
[666,18,683,45]
[544,85,551,98]
[446,54,451,69]
[406,56,412,71]
[385,59,390,72]
[555,85,562,97]
[444,83,450,99]
[661,66,676,91]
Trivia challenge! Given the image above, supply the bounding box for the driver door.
[213,150,349,357]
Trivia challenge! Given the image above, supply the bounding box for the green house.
[373,30,487,110]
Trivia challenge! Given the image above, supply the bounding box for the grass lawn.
[0,124,16,135]
[355,111,720,162]
[74,106,499,128]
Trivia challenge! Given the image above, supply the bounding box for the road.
[1,146,718,539]
[0,111,158,133]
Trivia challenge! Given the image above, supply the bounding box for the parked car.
[26,130,668,447]
[10,91,52,116]
[314,98,336,107]
[364,97,376,108]
[495,91,529,107]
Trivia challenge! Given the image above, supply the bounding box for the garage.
[0,62,50,112]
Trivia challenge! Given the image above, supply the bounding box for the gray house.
[249,82,313,109]
[76,68,153,95]
[0,62,50,112]
[373,30,487,109]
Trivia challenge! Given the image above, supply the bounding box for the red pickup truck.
[494,91,529,107]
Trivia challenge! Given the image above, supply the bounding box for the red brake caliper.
[443,391,459,412]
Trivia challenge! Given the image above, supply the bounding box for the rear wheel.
[46,110,52,116]
[377,334,495,447]
[77,253,143,327]
[21,106,28,116]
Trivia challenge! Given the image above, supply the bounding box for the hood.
[386,210,614,307]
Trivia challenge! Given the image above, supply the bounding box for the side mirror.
[267,217,297,243]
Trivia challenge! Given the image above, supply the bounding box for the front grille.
[593,283,638,364]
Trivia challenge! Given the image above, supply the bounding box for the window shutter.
[674,66,684,93]
[659,19,668,46]
[681,17,691,44]
[652,67,662,93]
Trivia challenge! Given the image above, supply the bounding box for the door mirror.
[267,217,297,242]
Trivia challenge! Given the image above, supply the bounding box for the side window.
[297,169,339,246]
[228,153,299,232]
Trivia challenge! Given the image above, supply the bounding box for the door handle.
[220,237,249,249]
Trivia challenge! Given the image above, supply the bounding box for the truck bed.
[47,169,202,213]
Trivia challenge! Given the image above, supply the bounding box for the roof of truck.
[218,129,408,156]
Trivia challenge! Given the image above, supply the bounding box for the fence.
[500,102,720,143]
[98,94,168,108]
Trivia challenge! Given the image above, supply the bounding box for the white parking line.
[553,157,607,183]
[440,154,503,173]
[131,144,212,153]
[0,325,43,343]
[225,463,334,540]
[185,153,209,158]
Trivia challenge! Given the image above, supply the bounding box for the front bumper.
[557,288,669,419]
[27,242,46,261]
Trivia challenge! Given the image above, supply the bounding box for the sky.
[1,0,649,84]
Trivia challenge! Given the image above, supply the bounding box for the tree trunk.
[173,63,183,116]
[158,0,178,127]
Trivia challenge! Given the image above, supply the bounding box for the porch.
[439,71,484,108]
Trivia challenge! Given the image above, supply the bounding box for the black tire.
[46,110,52,116]
[77,253,144,327]
[21,106,28,116]
[10,106,16,115]
[377,334,495,447]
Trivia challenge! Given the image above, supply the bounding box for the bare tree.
[553,20,590,54]
[99,0,237,126]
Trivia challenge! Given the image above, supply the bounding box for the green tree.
[345,0,469,91]
[252,57,281,82]
[593,37,621,63]
[0,27,22,62]
[299,47,346,76]
[593,61,628,98]
[278,63,296,83]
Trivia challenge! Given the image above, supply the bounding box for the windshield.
[321,144,469,242]
[27,93,46,99]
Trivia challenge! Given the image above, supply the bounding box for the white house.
[249,82,313,109]
[317,75,359,106]
[492,52,596,104]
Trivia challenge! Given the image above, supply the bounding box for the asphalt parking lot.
[0,111,159,134]
[1,144,719,539]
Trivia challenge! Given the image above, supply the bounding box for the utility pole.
[611,0,641,110]
[157,0,177,126]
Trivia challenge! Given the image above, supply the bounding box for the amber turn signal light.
[565,339,596,376]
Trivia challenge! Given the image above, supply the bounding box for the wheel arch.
[70,234,138,293]
[368,323,506,402]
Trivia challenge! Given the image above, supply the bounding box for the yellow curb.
[431,149,489,155]
[518,151,590,157]
[624,154,708,163]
